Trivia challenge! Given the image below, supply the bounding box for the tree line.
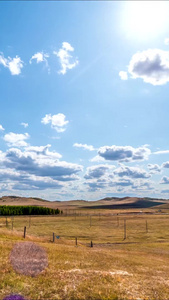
[0,205,62,216]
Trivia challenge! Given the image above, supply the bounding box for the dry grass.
[2,212,169,244]
[1,211,169,299]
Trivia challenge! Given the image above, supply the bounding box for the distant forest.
[0,205,61,216]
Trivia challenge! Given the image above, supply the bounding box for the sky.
[1,1,169,201]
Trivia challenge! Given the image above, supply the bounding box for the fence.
[0,212,169,247]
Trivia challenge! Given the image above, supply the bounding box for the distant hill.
[0,195,168,210]
[0,196,50,206]
[82,198,168,209]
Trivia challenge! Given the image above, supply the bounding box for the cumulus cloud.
[84,166,154,193]
[0,142,84,193]
[160,176,169,184]
[131,180,153,191]
[3,132,30,147]
[84,164,114,180]
[25,144,62,159]
[4,146,83,179]
[162,161,169,168]
[73,143,95,151]
[147,164,161,173]
[14,175,63,190]
[0,53,23,75]
[98,145,151,162]
[41,113,69,133]
[29,52,49,64]
[0,142,84,192]
[53,42,79,75]
[128,49,169,85]
[21,122,28,128]
[0,168,63,190]
[111,178,153,193]
[119,71,128,80]
[109,177,133,187]
[0,124,4,131]
[90,155,105,163]
[115,165,151,179]
[0,168,23,182]
[86,179,107,192]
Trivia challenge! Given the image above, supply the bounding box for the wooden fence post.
[53,232,55,243]
[75,237,77,246]
[124,219,126,240]
[24,226,26,238]
[91,241,93,247]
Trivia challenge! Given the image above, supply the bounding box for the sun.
[122,1,169,39]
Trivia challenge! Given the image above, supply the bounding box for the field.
[1,204,169,300]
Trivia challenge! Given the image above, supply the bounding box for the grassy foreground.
[1,212,169,299]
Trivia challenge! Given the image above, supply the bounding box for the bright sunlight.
[122,1,169,39]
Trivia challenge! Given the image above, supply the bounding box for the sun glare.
[122,1,169,39]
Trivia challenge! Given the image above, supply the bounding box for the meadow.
[1,208,169,299]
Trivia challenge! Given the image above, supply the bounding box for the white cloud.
[4,146,83,180]
[21,122,28,128]
[119,71,128,80]
[0,143,84,195]
[147,164,161,173]
[131,180,153,191]
[8,56,23,75]
[3,132,30,147]
[0,168,63,191]
[128,49,169,85]
[0,124,4,131]
[0,53,23,75]
[115,165,151,179]
[164,38,169,45]
[162,161,169,168]
[29,52,49,71]
[25,144,62,159]
[84,165,154,193]
[90,155,105,162]
[98,145,151,162]
[53,42,79,75]
[154,150,169,155]
[41,113,69,132]
[73,143,95,151]
[85,179,107,192]
[109,177,134,187]
[0,54,7,67]
[84,164,115,180]
[160,176,169,184]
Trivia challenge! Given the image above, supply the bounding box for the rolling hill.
[0,195,168,210]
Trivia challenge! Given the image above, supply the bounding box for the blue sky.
[1,1,169,201]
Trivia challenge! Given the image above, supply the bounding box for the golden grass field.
[1,200,169,300]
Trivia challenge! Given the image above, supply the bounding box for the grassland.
[1,208,169,299]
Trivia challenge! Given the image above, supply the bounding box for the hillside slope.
[0,195,168,210]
